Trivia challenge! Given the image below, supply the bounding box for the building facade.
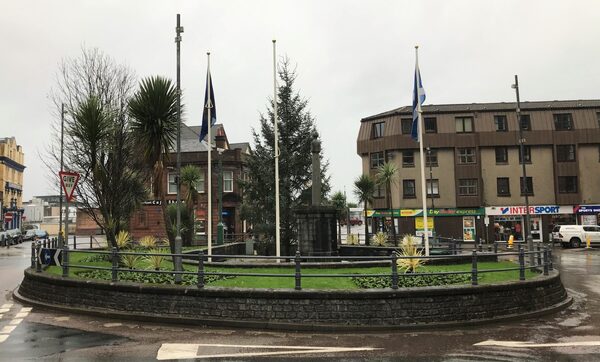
[1,137,25,230]
[357,100,600,242]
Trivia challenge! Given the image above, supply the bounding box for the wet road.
[1,243,600,360]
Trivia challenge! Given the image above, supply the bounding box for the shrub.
[75,270,233,285]
[372,231,387,246]
[346,233,359,245]
[116,231,131,249]
[138,235,157,249]
[352,273,470,289]
[121,253,141,269]
[397,234,427,273]
[146,249,166,270]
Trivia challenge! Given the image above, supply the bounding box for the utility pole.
[512,75,533,265]
[59,103,66,247]
[174,13,184,283]
[273,40,281,262]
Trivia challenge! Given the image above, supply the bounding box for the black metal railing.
[32,241,554,290]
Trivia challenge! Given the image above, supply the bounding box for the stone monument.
[295,133,338,256]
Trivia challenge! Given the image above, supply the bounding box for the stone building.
[0,137,25,230]
[357,100,600,242]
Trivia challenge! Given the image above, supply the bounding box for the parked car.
[33,229,49,239]
[553,225,600,248]
[6,229,23,244]
[24,229,37,241]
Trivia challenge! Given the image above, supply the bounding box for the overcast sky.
[2,0,600,203]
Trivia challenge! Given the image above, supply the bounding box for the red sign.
[59,171,80,202]
[4,213,13,222]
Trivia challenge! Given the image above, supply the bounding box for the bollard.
[43,238,47,248]
[197,250,205,289]
[586,237,592,249]
[31,242,36,269]
[111,247,118,282]
[90,235,93,249]
[471,250,478,285]
[294,251,302,290]
[507,235,514,249]
[536,243,542,268]
[543,246,549,276]
[493,241,498,254]
[391,251,399,290]
[62,244,69,278]
[35,242,42,272]
[451,238,456,255]
[548,248,554,270]
[518,244,525,281]
[73,234,77,250]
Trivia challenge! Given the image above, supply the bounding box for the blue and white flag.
[200,70,217,142]
[411,58,426,142]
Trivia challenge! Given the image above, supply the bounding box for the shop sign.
[368,208,484,218]
[463,216,476,241]
[486,205,573,216]
[581,214,597,226]
[574,205,600,214]
[415,217,434,230]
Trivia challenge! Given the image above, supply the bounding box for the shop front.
[485,205,574,242]
[574,205,600,226]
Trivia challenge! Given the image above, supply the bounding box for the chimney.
[215,126,227,150]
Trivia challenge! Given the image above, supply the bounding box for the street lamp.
[426,147,435,242]
[217,148,224,245]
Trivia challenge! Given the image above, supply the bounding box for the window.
[401,118,413,135]
[494,115,508,132]
[520,114,531,131]
[558,176,578,193]
[137,211,148,228]
[426,149,438,167]
[557,145,576,162]
[458,179,478,196]
[497,177,510,196]
[520,177,534,196]
[424,117,437,133]
[168,173,177,194]
[223,171,234,192]
[194,172,205,193]
[495,147,508,164]
[374,183,385,198]
[518,146,531,164]
[372,122,385,139]
[554,113,574,130]
[403,180,416,198]
[597,112,600,128]
[370,152,384,168]
[426,179,439,197]
[455,117,474,133]
[458,148,476,164]
[402,151,414,167]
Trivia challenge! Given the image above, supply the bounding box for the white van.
[552,225,600,248]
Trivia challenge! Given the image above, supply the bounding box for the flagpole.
[273,39,281,262]
[415,46,430,256]
[207,52,213,261]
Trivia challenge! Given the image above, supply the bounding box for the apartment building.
[1,137,25,230]
[357,100,600,242]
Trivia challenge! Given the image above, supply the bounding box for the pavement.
[2,241,600,360]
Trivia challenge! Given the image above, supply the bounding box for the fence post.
[62,244,69,278]
[451,238,456,255]
[471,250,478,286]
[73,234,77,250]
[493,241,498,254]
[536,243,542,268]
[391,251,399,290]
[90,235,93,249]
[543,246,549,276]
[43,238,47,248]
[197,250,205,289]
[518,244,525,281]
[31,242,36,269]
[548,248,554,270]
[35,242,42,272]
[295,251,302,290]
[111,247,118,282]
[478,238,483,252]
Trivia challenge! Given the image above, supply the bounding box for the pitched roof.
[362,99,600,122]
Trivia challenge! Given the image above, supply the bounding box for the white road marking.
[14,312,29,318]
[0,314,3,319]
[1,304,12,309]
[0,309,9,313]
[156,343,381,360]
[0,326,16,334]
[475,340,600,348]
[9,319,23,325]
[20,307,32,312]
[54,316,70,321]
[0,335,7,343]
[103,323,122,328]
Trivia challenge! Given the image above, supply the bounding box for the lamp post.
[58,103,66,247]
[217,148,224,245]
[174,13,184,283]
[427,147,435,242]
[512,75,533,265]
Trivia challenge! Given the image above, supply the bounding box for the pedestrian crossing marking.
[475,340,600,348]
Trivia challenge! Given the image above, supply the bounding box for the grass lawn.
[46,251,539,289]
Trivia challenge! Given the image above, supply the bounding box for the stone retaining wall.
[16,269,570,330]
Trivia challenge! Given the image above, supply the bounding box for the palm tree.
[128,76,179,253]
[180,165,202,215]
[354,174,375,246]
[330,191,347,244]
[376,162,398,245]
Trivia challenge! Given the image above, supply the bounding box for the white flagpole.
[207,52,213,260]
[273,39,281,262]
[416,46,430,256]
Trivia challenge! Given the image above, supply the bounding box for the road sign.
[59,171,80,202]
[4,213,13,222]
[39,248,62,266]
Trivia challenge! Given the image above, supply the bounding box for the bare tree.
[46,47,146,247]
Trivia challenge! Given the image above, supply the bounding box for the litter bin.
[245,238,255,255]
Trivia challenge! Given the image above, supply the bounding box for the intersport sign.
[485,205,573,216]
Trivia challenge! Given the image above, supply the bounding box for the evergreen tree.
[241,59,330,255]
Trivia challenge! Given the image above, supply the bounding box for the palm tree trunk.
[363,201,370,246]
[387,183,397,246]
[160,191,176,254]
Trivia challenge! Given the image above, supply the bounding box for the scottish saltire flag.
[411,59,426,142]
[200,70,217,142]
